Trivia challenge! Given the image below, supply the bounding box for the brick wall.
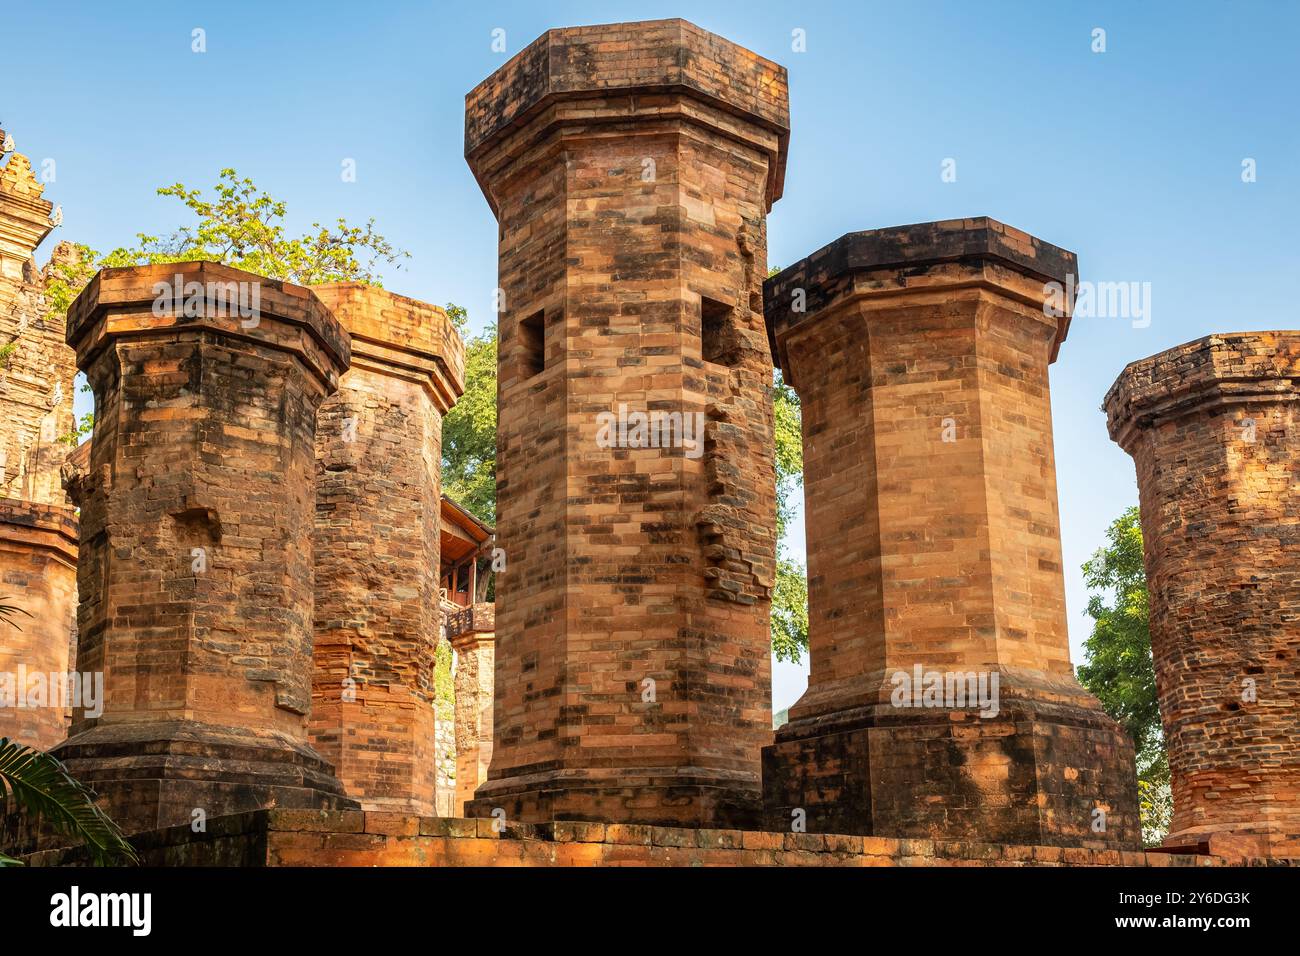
[22,808,1218,868]
[762,219,1138,847]
[1106,332,1300,859]
[0,501,77,748]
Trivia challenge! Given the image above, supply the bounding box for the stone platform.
[23,809,1220,867]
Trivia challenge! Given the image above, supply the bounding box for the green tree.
[49,168,410,444]
[441,317,498,524]
[1076,506,1170,845]
[771,372,808,662]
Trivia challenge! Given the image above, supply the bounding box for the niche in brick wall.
[519,309,545,379]
[700,296,739,368]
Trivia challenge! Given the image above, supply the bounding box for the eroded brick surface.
[308,283,464,814]
[52,262,356,834]
[1106,332,1300,859]
[0,141,81,750]
[761,219,1139,848]
[0,149,76,507]
[464,19,788,826]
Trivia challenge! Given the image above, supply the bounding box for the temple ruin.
[0,19,1296,867]
[761,220,1139,847]
[1106,333,1300,861]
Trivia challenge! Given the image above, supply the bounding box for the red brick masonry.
[1106,332,1300,860]
[762,219,1138,848]
[465,18,789,827]
[22,809,1219,868]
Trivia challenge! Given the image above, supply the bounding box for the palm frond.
[0,597,33,631]
[0,737,137,866]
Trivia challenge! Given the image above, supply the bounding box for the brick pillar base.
[0,500,77,750]
[764,696,1136,846]
[761,220,1138,848]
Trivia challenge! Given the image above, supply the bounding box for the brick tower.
[762,219,1139,848]
[464,19,789,826]
[309,282,464,814]
[1106,332,1300,860]
[55,262,356,834]
[0,138,79,750]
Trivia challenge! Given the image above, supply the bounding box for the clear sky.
[8,1,1297,711]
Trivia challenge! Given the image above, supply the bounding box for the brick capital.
[764,218,1078,384]
[67,261,350,393]
[1104,331,1300,452]
[465,18,790,214]
[0,498,77,567]
[311,282,465,414]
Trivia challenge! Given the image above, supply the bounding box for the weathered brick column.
[54,262,356,834]
[464,19,788,826]
[762,219,1138,848]
[0,501,77,748]
[0,142,81,749]
[1105,332,1300,859]
[448,603,495,815]
[308,283,464,814]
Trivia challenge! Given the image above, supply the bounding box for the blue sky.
[8,1,1297,711]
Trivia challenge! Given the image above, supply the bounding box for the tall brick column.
[464,19,788,826]
[762,219,1138,848]
[54,262,356,834]
[1106,332,1300,859]
[308,283,464,814]
[448,604,495,815]
[0,502,77,748]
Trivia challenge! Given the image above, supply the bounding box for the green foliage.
[1077,507,1160,760]
[93,169,409,285]
[1076,506,1170,845]
[773,372,803,541]
[771,370,808,662]
[1137,751,1173,847]
[0,737,137,867]
[433,639,455,709]
[771,556,809,663]
[45,170,408,318]
[441,322,498,525]
[444,302,469,336]
[42,243,99,320]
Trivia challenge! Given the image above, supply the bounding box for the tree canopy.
[1076,506,1170,844]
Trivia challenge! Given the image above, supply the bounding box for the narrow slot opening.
[519,309,545,378]
[701,296,734,367]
